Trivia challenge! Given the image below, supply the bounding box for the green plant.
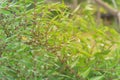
[0,0,120,80]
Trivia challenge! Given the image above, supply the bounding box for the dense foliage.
[0,0,120,80]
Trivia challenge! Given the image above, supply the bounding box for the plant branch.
[94,0,119,16]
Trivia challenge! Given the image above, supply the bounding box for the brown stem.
[94,0,119,16]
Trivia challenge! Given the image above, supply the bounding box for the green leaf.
[81,67,91,78]
[89,76,104,80]
[102,50,111,55]
[71,58,79,68]
[0,10,11,15]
